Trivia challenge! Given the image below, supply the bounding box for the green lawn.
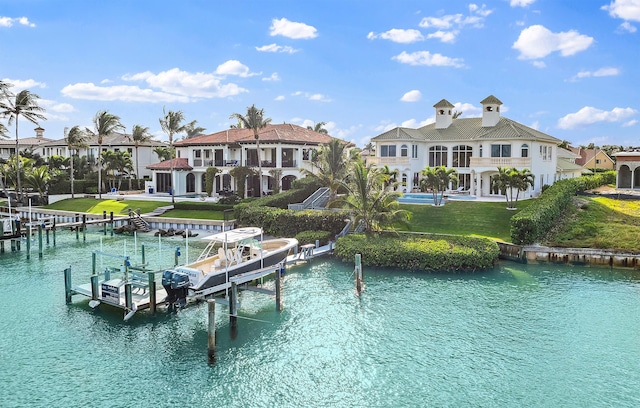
[159,209,225,220]
[44,198,168,215]
[397,199,533,242]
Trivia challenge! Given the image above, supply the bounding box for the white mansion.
[369,95,584,197]
[148,124,336,197]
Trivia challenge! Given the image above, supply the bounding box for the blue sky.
[1,0,639,148]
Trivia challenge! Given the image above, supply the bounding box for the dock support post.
[230,282,238,329]
[110,212,114,236]
[148,272,156,315]
[92,252,97,275]
[46,225,50,245]
[26,225,31,259]
[82,214,87,241]
[125,283,133,313]
[90,274,99,301]
[207,300,216,364]
[174,247,180,266]
[0,221,4,253]
[141,244,146,265]
[275,264,282,312]
[75,214,79,240]
[64,267,72,304]
[52,218,56,246]
[103,211,107,235]
[38,225,43,258]
[355,253,363,295]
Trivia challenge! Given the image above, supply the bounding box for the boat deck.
[72,279,167,311]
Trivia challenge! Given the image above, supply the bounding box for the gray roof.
[372,116,560,144]
[433,99,455,108]
[480,95,503,105]
[39,132,165,148]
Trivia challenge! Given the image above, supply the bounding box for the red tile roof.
[147,158,192,170]
[174,123,335,146]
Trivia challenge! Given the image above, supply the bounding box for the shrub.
[334,232,499,272]
[173,201,234,211]
[236,206,348,238]
[295,230,333,246]
[219,194,242,205]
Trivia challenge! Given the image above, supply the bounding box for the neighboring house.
[0,127,55,161]
[568,146,615,171]
[40,132,166,179]
[557,147,591,179]
[613,151,640,189]
[368,95,570,197]
[147,123,336,196]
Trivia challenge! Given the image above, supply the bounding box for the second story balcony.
[367,157,411,166]
[469,157,532,168]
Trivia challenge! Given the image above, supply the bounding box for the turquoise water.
[1,230,640,407]
[398,193,476,204]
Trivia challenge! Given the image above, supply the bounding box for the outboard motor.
[162,270,190,310]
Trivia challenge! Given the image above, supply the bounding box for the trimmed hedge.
[510,171,616,245]
[173,201,235,212]
[236,176,323,210]
[235,206,348,237]
[295,230,333,246]
[334,233,499,272]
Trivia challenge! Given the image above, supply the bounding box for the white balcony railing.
[469,157,532,168]
[366,157,411,166]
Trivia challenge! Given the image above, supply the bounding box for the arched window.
[186,173,196,193]
[429,145,448,167]
[452,145,473,167]
[521,144,529,158]
[400,145,408,157]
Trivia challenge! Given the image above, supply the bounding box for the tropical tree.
[229,166,257,199]
[205,167,220,197]
[184,120,206,139]
[420,166,458,206]
[65,125,89,198]
[86,110,124,199]
[304,138,348,202]
[229,105,272,198]
[102,150,134,191]
[153,146,172,162]
[159,108,187,203]
[0,123,8,139]
[24,165,54,203]
[497,167,534,209]
[130,124,152,189]
[307,121,328,134]
[381,165,399,190]
[332,160,409,232]
[268,168,282,195]
[0,89,47,202]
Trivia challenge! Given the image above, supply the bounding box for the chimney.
[433,99,454,129]
[34,127,45,139]
[480,95,503,127]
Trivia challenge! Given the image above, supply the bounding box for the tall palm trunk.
[15,120,21,202]
[70,149,75,199]
[135,145,140,190]
[169,133,174,204]
[98,139,102,199]
[256,135,263,198]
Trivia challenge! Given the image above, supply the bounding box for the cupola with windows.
[480,95,503,127]
[433,99,455,129]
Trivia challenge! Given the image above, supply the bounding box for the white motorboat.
[161,227,298,307]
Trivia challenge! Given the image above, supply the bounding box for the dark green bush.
[334,233,499,272]
[219,194,242,205]
[295,230,333,246]
[239,176,324,210]
[173,201,234,211]
[510,171,616,245]
[236,206,348,237]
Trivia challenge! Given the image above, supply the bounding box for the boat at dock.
[162,227,298,308]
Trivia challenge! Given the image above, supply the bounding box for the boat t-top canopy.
[201,227,263,244]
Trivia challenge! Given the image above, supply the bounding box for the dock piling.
[124,283,133,313]
[90,274,99,301]
[207,300,216,364]
[230,282,238,329]
[26,225,31,259]
[82,214,87,241]
[38,225,43,258]
[148,272,156,315]
[275,264,282,312]
[110,212,114,236]
[64,267,72,304]
[103,211,107,235]
[355,253,363,295]
[75,214,79,240]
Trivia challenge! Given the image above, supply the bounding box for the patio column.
[276,146,282,168]
[470,170,476,196]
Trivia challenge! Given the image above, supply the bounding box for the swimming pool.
[398,192,476,204]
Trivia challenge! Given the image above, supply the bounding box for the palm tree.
[420,166,458,206]
[500,167,534,209]
[332,160,409,232]
[184,120,206,139]
[304,138,348,202]
[0,89,47,202]
[65,126,89,198]
[24,165,52,203]
[230,105,272,198]
[86,110,124,199]
[102,150,134,191]
[159,108,187,204]
[229,166,257,199]
[153,146,172,162]
[381,165,400,190]
[307,121,328,134]
[130,124,152,189]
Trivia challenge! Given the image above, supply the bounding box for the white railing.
[469,157,532,168]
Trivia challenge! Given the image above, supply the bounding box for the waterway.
[1,229,639,407]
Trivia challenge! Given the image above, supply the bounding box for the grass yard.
[44,198,168,215]
[159,209,225,220]
[397,199,533,242]
[544,196,640,251]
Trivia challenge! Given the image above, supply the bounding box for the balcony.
[282,160,297,168]
[469,157,532,168]
[367,157,411,166]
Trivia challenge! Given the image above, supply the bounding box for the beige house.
[568,147,615,171]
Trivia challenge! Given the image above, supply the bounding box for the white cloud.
[510,0,537,7]
[453,102,482,117]
[618,21,637,32]
[419,5,492,29]
[602,0,640,22]
[122,67,248,99]
[469,4,493,17]
[623,119,638,127]
[291,91,331,102]
[262,72,280,81]
[270,18,317,39]
[557,106,638,129]
[401,118,432,128]
[41,100,75,113]
[0,16,35,27]
[570,67,620,81]
[61,83,191,103]
[426,30,458,43]
[215,60,259,77]
[393,51,465,68]
[401,90,422,102]
[367,29,424,43]
[2,78,46,90]
[529,120,540,130]
[533,60,547,68]
[274,95,285,101]
[255,43,299,53]
[513,25,593,60]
